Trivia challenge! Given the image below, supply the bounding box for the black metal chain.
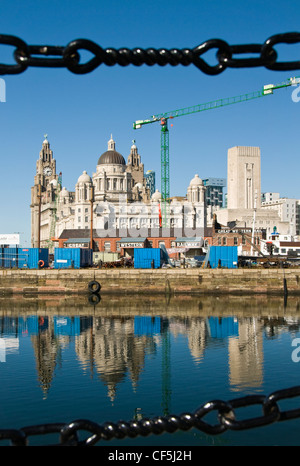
[1,32,300,76]
[1,385,300,446]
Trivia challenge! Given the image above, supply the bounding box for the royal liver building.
[30,135,207,250]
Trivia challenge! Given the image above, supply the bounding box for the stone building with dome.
[31,135,209,257]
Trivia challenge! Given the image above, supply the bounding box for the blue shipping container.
[1,248,49,269]
[207,246,238,269]
[18,248,49,269]
[134,248,163,269]
[54,248,92,269]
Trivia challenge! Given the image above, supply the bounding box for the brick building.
[211,216,266,256]
[57,227,212,260]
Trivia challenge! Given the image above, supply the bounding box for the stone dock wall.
[0,268,299,296]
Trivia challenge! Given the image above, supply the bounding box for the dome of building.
[97,135,126,166]
[189,174,203,186]
[151,189,161,201]
[60,187,69,197]
[97,150,126,166]
[77,170,92,183]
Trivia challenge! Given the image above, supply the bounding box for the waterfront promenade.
[0,267,299,296]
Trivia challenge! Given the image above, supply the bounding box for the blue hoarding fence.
[134,248,163,269]
[54,248,93,269]
[207,317,239,338]
[205,246,238,269]
[134,316,162,335]
[0,316,92,337]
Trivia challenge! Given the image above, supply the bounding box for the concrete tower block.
[227,146,261,210]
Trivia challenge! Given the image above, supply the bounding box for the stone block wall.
[0,268,299,296]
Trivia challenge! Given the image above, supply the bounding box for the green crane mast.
[133,76,300,227]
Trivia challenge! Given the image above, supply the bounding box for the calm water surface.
[1,293,300,446]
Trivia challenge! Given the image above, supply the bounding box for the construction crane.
[133,76,300,227]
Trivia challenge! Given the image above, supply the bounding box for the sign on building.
[0,234,20,245]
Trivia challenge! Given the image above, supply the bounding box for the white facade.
[31,136,207,248]
[264,233,300,257]
[261,192,280,203]
[261,195,300,236]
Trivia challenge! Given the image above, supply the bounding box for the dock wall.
[0,268,299,296]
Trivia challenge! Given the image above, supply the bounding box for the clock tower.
[30,136,60,248]
[34,134,57,187]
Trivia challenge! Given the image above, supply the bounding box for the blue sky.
[1,0,300,246]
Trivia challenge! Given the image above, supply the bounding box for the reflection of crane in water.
[134,315,171,416]
[161,318,171,416]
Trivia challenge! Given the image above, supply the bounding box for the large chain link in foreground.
[1,32,300,75]
[1,385,300,446]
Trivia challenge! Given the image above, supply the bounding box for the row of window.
[101,240,182,252]
[216,236,260,246]
[274,248,300,255]
[94,178,134,191]
[76,218,199,227]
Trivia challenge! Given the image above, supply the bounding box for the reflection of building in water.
[169,315,264,390]
[0,316,20,359]
[0,338,19,361]
[0,313,160,402]
[228,319,264,391]
[169,318,208,363]
[29,316,93,398]
[186,320,207,363]
[170,317,238,364]
[2,311,299,402]
[30,317,60,399]
[75,317,157,402]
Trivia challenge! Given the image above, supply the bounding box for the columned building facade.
[31,136,208,252]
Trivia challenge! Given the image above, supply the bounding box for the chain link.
[1,34,300,445]
[1,32,300,75]
[1,385,300,446]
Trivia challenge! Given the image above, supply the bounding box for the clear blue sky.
[1,0,300,246]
